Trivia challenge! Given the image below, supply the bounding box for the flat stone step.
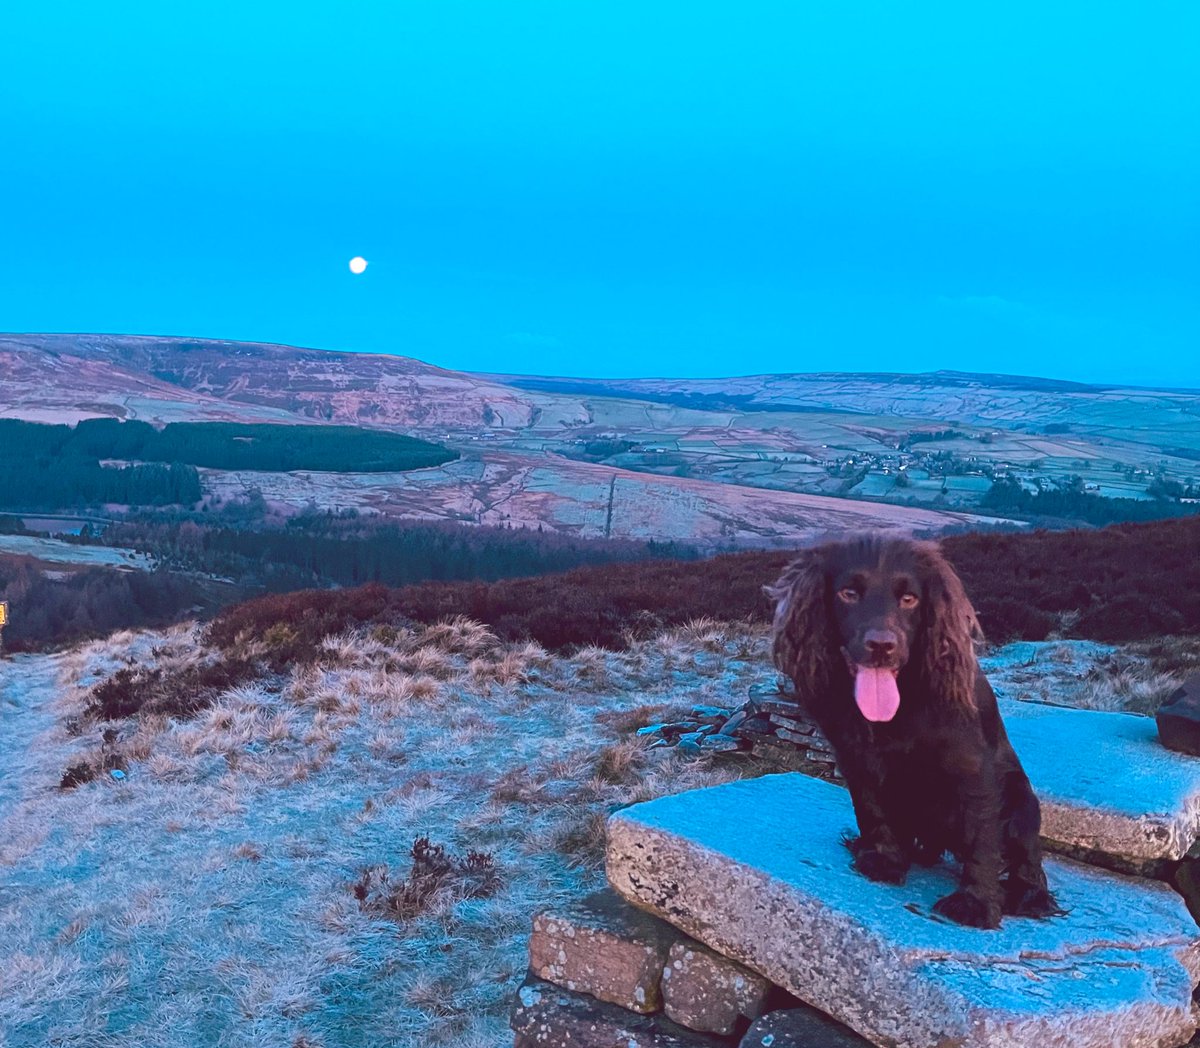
[1001,699,1200,869]
[607,774,1200,1048]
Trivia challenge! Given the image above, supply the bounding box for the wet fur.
[766,534,1061,928]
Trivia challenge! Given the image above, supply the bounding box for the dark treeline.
[101,509,700,592]
[0,417,457,513]
[899,429,963,447]
[0,418,456,476]
[0,457,201,512]
[0,418,202,511]
[0,556,236,653]
[981,475,1200,526]
[1,509,697,650]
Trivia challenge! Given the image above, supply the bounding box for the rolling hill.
[4,333,1197,548]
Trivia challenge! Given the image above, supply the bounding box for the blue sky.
[1,2,1196,385]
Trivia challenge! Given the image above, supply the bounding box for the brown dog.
[766,534,1059,928]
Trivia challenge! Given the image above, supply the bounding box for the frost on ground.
[0,619,769,1048]
[0,534,150,570]
[1,622,1196,1048]
[981,637,1200,715]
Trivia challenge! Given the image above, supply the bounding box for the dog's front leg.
[836,746,910,885]
[932,755,1004,929]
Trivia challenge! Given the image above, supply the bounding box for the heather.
[209,516,1200,659]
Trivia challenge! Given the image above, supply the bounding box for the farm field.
[0,535,150,571]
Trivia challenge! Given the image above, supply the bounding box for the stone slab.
[662,940,771,1036]
[1001,698,1200,865]
[1156,674,1200,756]
[530,888,678,1012]
[607,774,1200,1048]
[511,974,729,1048]
[739,1007,871,1048]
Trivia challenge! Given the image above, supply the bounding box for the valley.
[4,334,1196,550]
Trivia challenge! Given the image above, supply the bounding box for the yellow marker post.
[0,600,7,627]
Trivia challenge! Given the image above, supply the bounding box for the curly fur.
[764,533,1060,929]
[767,536,982,711]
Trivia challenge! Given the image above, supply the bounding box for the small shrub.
[84,654,259,723]
[976,599,1056,644]
[351,837,501,923]
[59,728,128,790]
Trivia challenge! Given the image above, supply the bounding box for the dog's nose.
[864,630,898,658]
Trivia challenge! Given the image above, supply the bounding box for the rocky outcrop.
[512,889,867,1048]
[737,1007,869,1048]
[1004,698,1200,870]
[1156,674,1200,758]
[511,974,728,1047]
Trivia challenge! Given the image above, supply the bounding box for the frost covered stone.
[529,888,679,1013]
[607,774,1200,1048]
[661,940,770,1035]
[1002,698,1200,866]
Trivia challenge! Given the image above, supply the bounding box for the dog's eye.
[899,593,919,609]
[837,588,860,603]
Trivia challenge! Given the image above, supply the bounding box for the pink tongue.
[855,667,901,722]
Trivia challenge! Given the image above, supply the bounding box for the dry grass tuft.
[596,701,691,735]
[593,738,647,785]
[1131,635,1200,679]
[418,616,500,657]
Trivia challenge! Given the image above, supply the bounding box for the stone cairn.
[510,676,1200,1047]
[511,680,869,1047]
[636,678,843,784]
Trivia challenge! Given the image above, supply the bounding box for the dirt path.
[0,652,63,821]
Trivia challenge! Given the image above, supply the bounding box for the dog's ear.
[914,544,983,709]
[764,548,837,701]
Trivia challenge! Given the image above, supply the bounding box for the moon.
[349,256,368,275]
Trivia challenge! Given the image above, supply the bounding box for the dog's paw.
[1004,883,1065,919]
[852,847,909,885]
[912,841,945,867]
[932,890,1002,929]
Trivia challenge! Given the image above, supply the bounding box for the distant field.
[0,535,149,570]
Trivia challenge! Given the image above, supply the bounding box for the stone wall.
[510,888,870,1047]
[510,680,1200,1047]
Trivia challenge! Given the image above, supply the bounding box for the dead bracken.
[352,837,502,923]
